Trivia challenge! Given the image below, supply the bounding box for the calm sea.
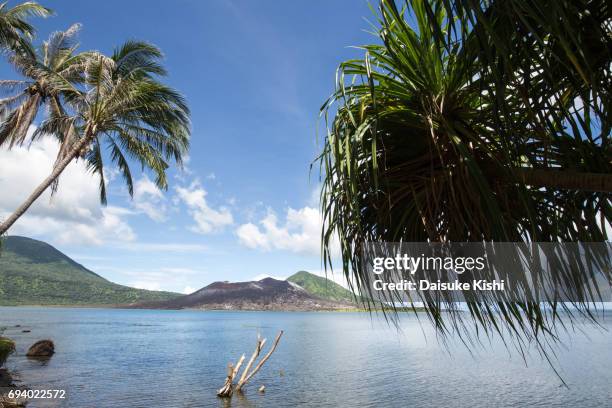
[1,307,611,407]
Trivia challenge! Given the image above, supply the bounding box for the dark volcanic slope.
[141,277,354,311]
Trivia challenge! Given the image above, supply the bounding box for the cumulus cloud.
[175,180,233,234]
[236,206,325,256]
[133,175,167,222]
[0,133,136,245]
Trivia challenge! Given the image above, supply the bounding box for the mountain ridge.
[0,236,358,310]
[287,271,355,303]
[0,236,179,306]
[135,276,356,311]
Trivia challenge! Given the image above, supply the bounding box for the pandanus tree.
[0,41,190,235]
[0,1,50,51]
[319,0,610,354]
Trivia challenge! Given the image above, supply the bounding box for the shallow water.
[1,307,611,407]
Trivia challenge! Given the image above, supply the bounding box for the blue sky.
[0,0,377,292]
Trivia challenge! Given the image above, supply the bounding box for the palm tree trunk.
[0,136,92,236]
[514,168,612,193]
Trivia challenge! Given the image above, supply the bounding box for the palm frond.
[43,23,82,69]
[0,1,52,51]
[84,137,107,204]
[112,40,167,78]
[319,0,611,355]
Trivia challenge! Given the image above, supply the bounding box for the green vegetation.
[319,0,610,352]
[0,236,179,306]
[0,1,51,50]
[0,3,190,236]
[288,271,355,303]
[0,337,15,366]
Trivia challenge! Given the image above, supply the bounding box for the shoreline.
[0,304,429,313]
[1,361,26,408]
[0,304,362,312]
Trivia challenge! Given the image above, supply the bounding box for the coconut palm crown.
[0,40,190,235]
[0,23,84,149]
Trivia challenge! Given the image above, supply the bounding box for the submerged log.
[236,331,283,392]
[217,330,284,398]
[217,354,245,397]
[237,335,266,389]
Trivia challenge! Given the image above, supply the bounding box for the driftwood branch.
[217,354,245,397]
[237,335,266,388]
[237,330,283,391]
[217,330,284,398]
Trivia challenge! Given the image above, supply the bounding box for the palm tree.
[319,0,610,351]
[0,23,84,150]
[0,41,190,235]
[0,1,51,51]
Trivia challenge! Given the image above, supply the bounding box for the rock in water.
[26,340,55,358]
[258,385,265,393]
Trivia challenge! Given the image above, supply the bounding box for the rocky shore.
[0,366,25,408]
[0,368,13,388]
[0,332,54,408]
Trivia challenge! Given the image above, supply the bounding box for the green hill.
[287,271,356,303]
[0,236,180,306]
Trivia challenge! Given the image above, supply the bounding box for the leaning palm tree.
[0,23,85,151]
[319,0,610,356]
[0,41,190,235]
[0,1,51,51]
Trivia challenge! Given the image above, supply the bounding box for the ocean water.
[0,307,611,408]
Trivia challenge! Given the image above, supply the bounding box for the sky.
[0,0,377,293]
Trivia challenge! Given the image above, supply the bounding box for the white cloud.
[133,175,167,222]
[132,281,162,291]
[308,183,322,207]
[103,167,120,184]
[175,180,233,234]
[236,206,325,256]
[236,223,269,249]
[182,286,196,294]
[0,133,136,245]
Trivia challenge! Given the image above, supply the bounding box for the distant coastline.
[0,237,358,310]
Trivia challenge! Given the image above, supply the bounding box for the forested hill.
[287,271,356,303]
[0,236,179,306]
